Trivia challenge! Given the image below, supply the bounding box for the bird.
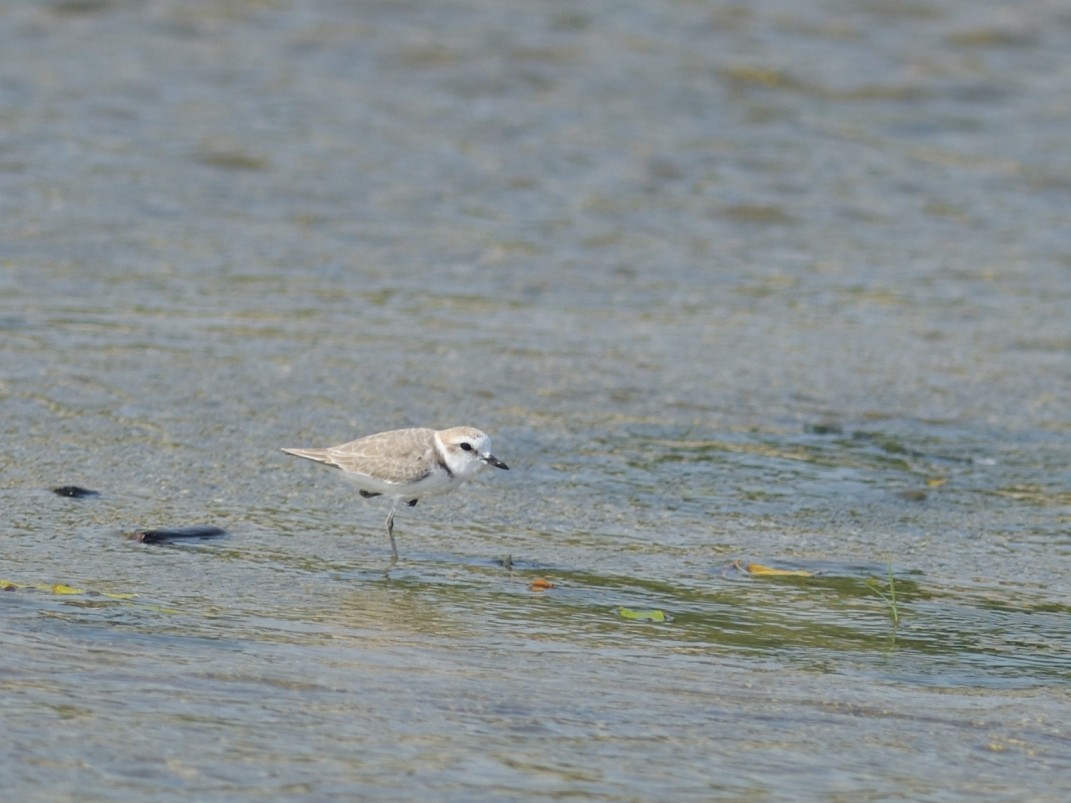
[281,426,508,566]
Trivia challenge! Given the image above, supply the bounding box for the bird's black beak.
[484,454,509,470]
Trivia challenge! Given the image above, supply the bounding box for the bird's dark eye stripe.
[459,442,473,451]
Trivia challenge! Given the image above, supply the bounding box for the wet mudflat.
[2,1,1070,799]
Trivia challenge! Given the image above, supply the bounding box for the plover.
[282,426,508,564]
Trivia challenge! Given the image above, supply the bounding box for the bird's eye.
[459,442,473,452]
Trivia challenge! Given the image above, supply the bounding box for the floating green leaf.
[616,607,668,622]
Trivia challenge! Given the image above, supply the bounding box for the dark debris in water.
[896,489,929,503]
[52,485,100,498]
[125,525,228,544]
[803,421,844,436]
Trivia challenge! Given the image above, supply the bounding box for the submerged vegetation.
[866,563,900,628]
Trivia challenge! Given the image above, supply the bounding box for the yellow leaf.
[926,477,948,487]
[1,579,136,600]
[50,584,84,595]
[744,563,815,577]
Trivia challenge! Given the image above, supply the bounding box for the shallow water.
[2,0,1070,799]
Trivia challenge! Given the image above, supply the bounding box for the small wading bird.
[282,426,508,568]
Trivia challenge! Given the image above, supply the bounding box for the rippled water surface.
[2,1,1070,799]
